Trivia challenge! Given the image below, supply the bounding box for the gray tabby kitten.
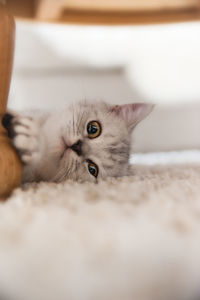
[2,101,153,183]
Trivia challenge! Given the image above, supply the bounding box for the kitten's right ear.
[111,103,154,130]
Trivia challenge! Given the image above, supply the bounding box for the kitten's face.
[43,101,153,183]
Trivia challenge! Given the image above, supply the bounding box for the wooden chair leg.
[0,4,22,199]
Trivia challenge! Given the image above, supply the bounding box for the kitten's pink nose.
[71,140,82,156]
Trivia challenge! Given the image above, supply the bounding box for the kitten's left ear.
[111,103,154,130]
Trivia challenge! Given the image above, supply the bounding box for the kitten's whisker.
[54,156,77,183]
[72,106,76,136]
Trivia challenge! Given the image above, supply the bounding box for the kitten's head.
[50,101,153,183]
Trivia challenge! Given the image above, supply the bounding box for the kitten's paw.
[2,113,42,164]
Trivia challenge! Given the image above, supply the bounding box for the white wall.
[8,21,200,152]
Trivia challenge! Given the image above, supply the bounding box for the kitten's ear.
[111,103,154,130]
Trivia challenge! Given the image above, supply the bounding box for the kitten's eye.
[88,161,98,178]
[87,121,101,139]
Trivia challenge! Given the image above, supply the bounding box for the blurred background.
[6,0,200,155]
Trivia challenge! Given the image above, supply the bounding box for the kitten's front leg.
[2,113,46,166]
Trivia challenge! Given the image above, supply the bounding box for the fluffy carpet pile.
[0,164,200,300]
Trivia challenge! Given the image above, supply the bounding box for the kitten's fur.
[2,101,153,183]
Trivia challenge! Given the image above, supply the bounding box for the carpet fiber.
[0,164,200,300]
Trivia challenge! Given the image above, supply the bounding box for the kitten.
[2,101,153,183]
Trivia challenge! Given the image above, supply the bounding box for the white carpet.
[0,159,200,300]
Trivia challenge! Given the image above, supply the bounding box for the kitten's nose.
[71,140,82,156]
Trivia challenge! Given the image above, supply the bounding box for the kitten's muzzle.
[71,140,82,156]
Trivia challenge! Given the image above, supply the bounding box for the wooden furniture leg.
[0,4,23,199]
